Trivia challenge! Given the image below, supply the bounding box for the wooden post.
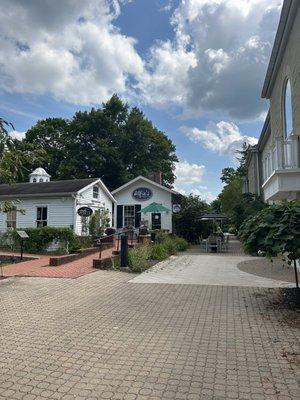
[120,235,128,268]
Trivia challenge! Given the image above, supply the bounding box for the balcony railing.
[262,135,299,183]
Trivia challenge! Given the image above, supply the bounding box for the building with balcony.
[244,0,300,203]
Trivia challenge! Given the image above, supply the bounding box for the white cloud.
[138,0,282,120]
[0,0,282,120]
[182,121,258,155]
[174,160,216,203]
[0,0,143,105]
[9,130,26,140]
[174,160,205,185]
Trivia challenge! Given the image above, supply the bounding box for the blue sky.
[0,0,283,201]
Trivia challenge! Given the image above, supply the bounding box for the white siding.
[0,196,75,232]
[74,182,114,235]
[113,178,173,232]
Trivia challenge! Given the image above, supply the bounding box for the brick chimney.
[147,171,162,185]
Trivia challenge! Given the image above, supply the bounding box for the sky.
[0,0,283,202]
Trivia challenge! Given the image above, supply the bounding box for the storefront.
[112,176,180,232]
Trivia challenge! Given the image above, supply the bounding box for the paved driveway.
[0,268,299,400]
[131,254,294,288]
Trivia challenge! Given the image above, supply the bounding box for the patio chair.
[207,235,218,253]
[199,236,208,252]
[218,235,229,252]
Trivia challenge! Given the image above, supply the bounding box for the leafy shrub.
[173,237,188,251]
[239,201,300,262]
[128,246,150,272]
[75,235,94,249]
[163,239,177,255]
[149,244,168,261]
[228,226,236,234]
[154,230,170,244]
[10,227,76,253]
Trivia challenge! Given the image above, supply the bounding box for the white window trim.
[123,205,135,228]
[282,78,293,139]
[6,209,17,230]
[36,205,49,227]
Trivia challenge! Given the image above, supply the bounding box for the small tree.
[173,195,211,243]
[239,201,300,289]
[88,209,110,237]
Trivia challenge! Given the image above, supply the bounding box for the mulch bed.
[238,257,296,283]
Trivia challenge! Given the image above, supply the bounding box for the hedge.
[10,227,76,253]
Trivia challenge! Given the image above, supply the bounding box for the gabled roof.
[112,176,179,196]
[262,0,299,98]
[0,178,115,200]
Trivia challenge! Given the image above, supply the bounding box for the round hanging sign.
[77,206,93,217]
[132,187,153,201]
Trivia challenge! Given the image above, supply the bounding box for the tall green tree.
[0,118,44,184]
[173,195,211,243]
[218,143,266,230]
[24,95,178,189]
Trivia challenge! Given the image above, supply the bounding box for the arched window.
[39,178,43,182]
[283,79,293,138]
[33,178,36,183]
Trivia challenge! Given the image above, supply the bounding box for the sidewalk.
[1,246,116,279]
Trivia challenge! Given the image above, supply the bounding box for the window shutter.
[117,205,123,228]
[135,204,141,228]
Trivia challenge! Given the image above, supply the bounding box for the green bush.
[239,201,300,262]
[10,227,76,254]
[128,246,150,272]
[173,237,188,251]
[149,243,169,261]
[163,239,177,255]
[154,230,170,243]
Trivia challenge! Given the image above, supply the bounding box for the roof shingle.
[0,178,98,198]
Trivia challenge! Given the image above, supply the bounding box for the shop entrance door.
[151,213,161,230]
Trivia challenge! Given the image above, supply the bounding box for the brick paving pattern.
[0,270,299,399]
[1,247,115,279]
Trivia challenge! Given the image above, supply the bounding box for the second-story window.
[283,79,293,138]
[93,186,99,199]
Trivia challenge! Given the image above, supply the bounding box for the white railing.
[262,135,299,183]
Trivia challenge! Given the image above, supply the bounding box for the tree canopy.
[173,195,211,243]
[24,95,178,190]
[0,118,44,184]
[217,144,266,230]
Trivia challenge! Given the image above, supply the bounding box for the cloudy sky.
[0,0,283,201]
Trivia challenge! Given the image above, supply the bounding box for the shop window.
[283,79,293,138]
[93,186,99,199]
[36,206,48,227]
[124,205,135,228]
[6,210,17,230]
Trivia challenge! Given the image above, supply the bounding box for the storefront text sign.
[132,187,152,201]
[77,207,93,217]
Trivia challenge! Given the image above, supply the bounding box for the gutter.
[0,192,75,199]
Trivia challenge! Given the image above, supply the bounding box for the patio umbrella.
[140,202,171,213]
[200,213,228,221]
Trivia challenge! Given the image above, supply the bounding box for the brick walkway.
[0,270,299,399]
[1,247,115,279]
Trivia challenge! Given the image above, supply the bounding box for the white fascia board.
[77,178,116,203]
[112,175,179,196]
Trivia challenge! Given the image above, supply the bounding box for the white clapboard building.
[112,174,181,233]
[0,168,115,235]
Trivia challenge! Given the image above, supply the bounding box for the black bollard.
[120,235,128,268]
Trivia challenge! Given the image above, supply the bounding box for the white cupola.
[29,168,51,183]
